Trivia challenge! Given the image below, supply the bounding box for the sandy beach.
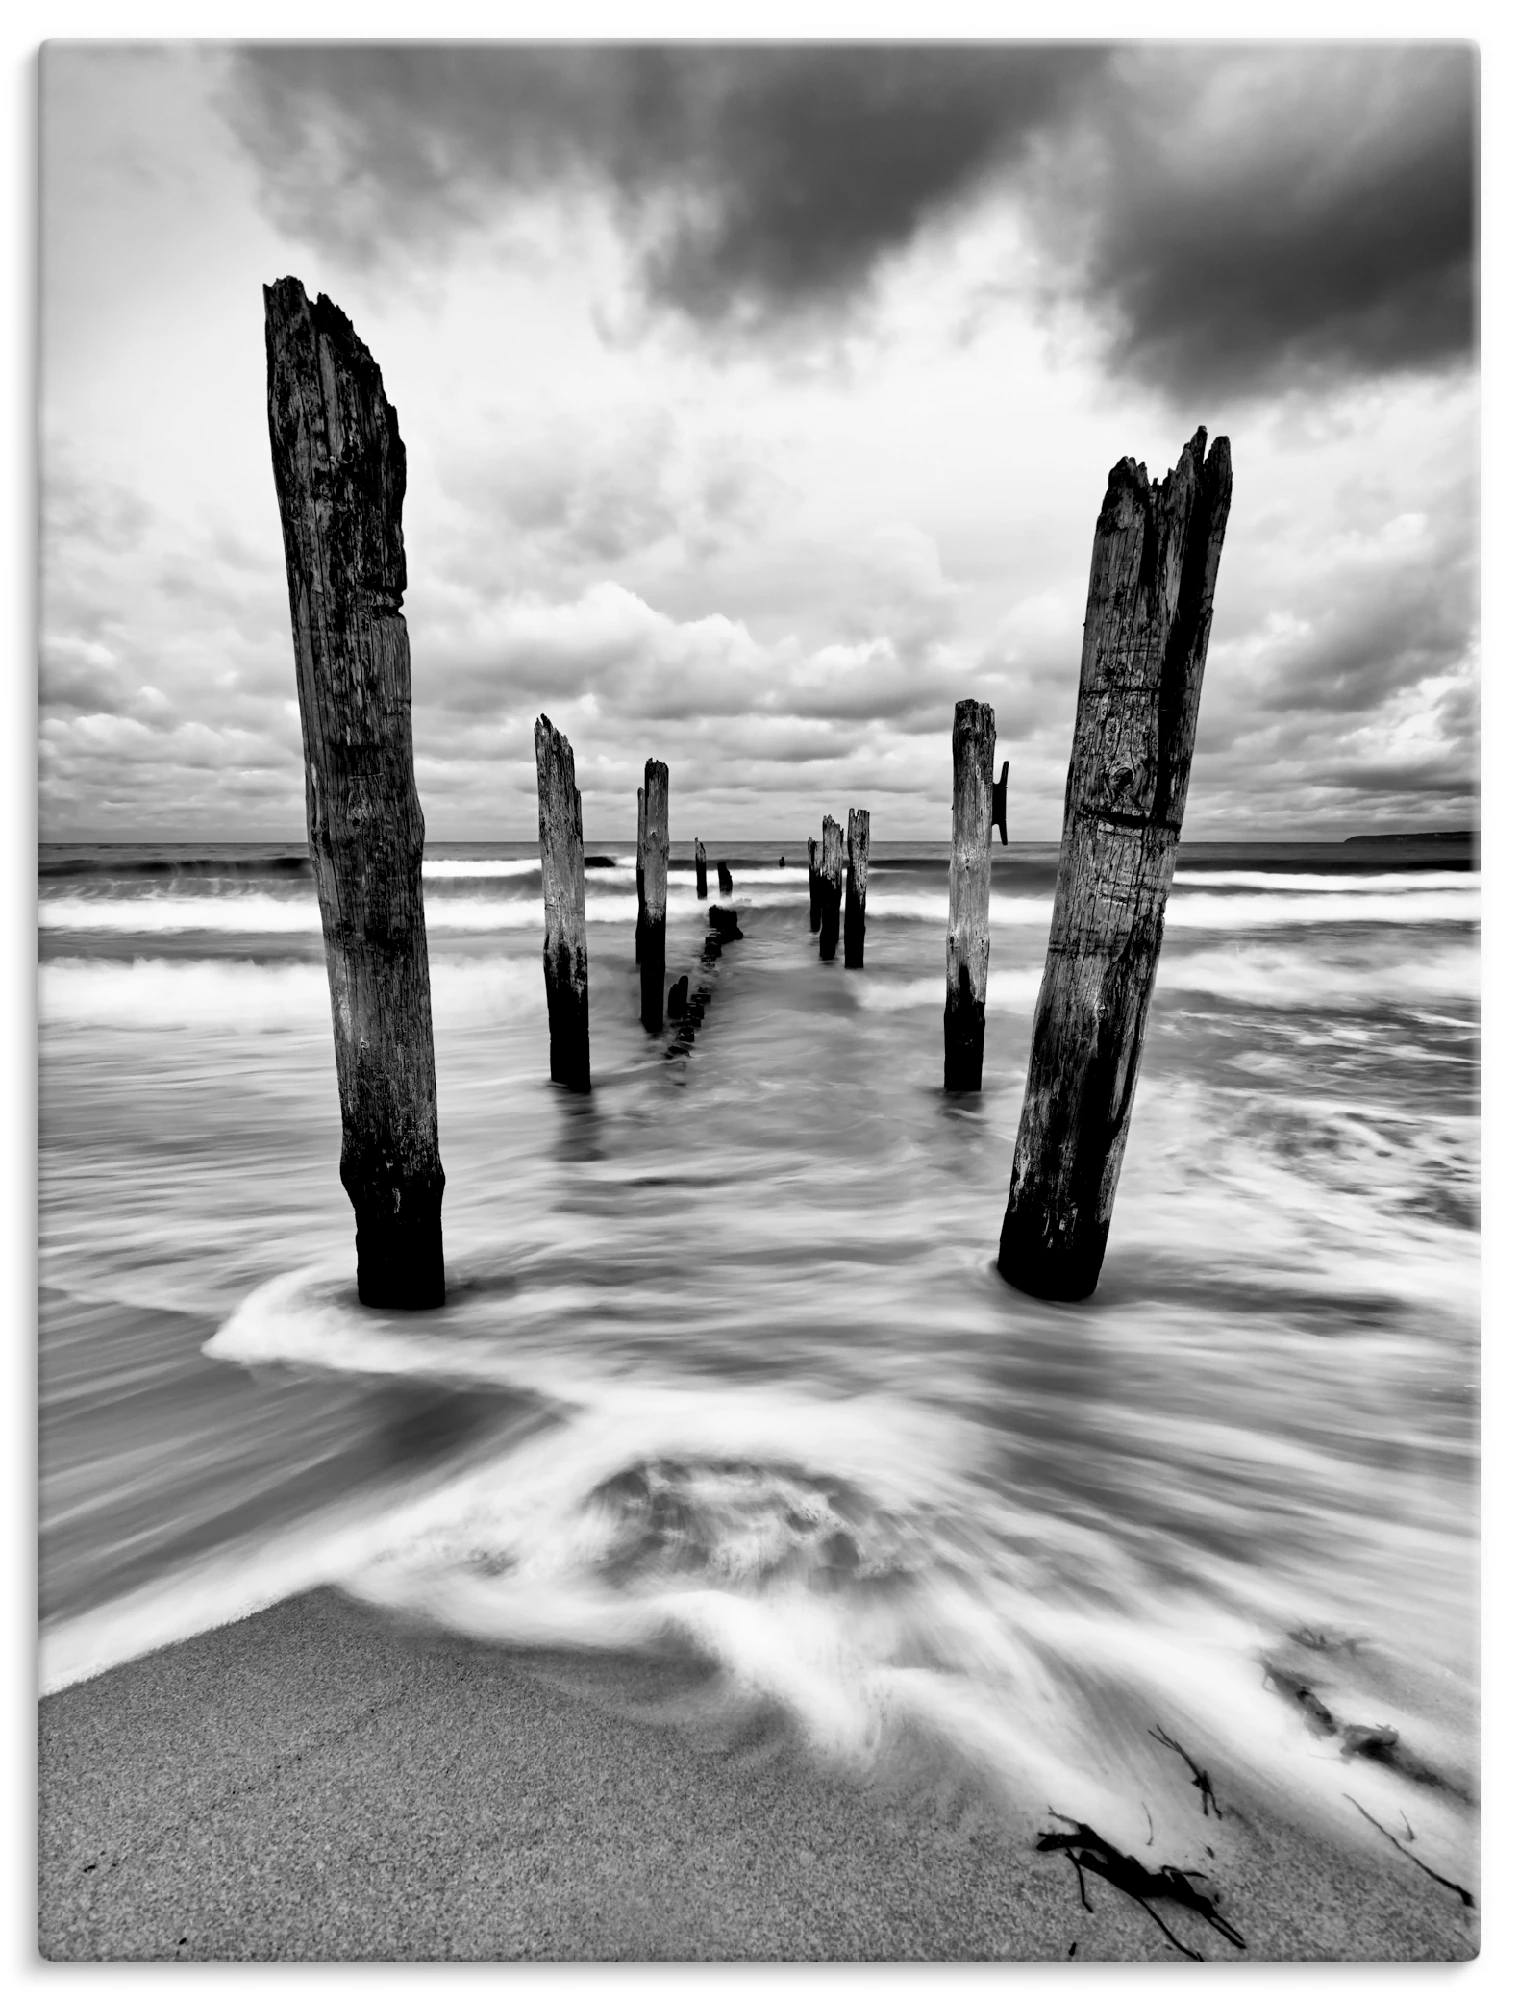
[37,1587,1476,1963]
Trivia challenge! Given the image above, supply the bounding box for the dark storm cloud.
[225,44,1102,322]
[225,42,1475,399]
[1049,44,1477,399]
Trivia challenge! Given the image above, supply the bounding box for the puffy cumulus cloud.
[224,42,1474,402]
[401,568,994,834]
[432,403,791,597]
[39,446,304,835]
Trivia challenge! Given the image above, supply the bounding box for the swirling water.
[38,836,1478,1883]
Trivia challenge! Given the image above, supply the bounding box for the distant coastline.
[1344,829,1475,845]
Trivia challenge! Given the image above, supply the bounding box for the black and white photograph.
[34,29,1483,1966]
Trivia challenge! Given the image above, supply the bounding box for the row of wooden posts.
[264,274,1232,1317]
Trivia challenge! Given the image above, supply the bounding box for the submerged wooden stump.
[639,760,669,1032]
[264,277,445,1310]
[818,817,844,961]
[944,700,995,1092]
[534,714,590,1092]
[807,838,821,932]
[634,786,646,964]
[694,838,708,901]
[998,428,1232,1301]
[844,807,870,968]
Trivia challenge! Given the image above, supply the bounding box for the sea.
[37,834,1479,1888]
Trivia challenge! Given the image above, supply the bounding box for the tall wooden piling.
[807,838,821,932]
[944,700,995,1091]
[818,816,844,961]
[998,428,1232,1301]
[263,276,444,1309]
[694,838,708,900]
[639,760,669,1032]
[716,860,734,896]
[534,714,590,1092]
[844,807,870,968]
[634,786,646,963]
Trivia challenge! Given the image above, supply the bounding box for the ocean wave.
[39,890,645,935]
[39,954,546,1031]
[1172,870,1475,894]
[848,936,1476,1016]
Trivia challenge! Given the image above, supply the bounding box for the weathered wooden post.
[634,786,646,964]
[944,700,995,1092]
[844,807,870,968]
[818,816,844,961]
[807,838,821,932]
[535,714,590,1092]
[639,759,669,1031]
[998,428,1232,1300]
[716,859,734,896]
[264,276,444,1309]
[694,838,708,900]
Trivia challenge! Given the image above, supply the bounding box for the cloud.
[224,45,1101,322]
[223,43,1475,400]
[1036,45,1477,400]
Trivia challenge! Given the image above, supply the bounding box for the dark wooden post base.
[844,807,870,967]
[818,817,843,961]
[944,700,995,1092]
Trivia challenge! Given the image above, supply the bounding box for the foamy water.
[38,837,1479,1885]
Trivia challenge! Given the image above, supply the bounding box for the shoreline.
[38,1587,1477,1963]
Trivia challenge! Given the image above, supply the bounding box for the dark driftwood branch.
[264,275,444,1309]
[998,429,1232,1300]
[1343,1798,1474,1909]
[1037,1813,1245,1959]
[844,807,870,968]
[535,714,590,1092]
[945,699,995,1090]
[1149,1726,1224,1818]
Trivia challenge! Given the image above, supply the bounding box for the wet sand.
[37,1588,1476,1963]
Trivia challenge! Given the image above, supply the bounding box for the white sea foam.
[1159,938,1477,1007]
[194,1263,1470,1866]
[423,858,540,879]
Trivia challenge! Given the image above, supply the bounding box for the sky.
[38,40,1479,844]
